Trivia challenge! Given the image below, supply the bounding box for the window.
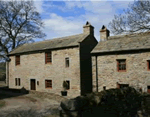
[45,80,52,88]
[147,60,150,70]
[65,57,69,67]
[15,55,20,65]
[116,82,129,89]
[15,78,21,86]
[117,59,126,72]
[63,80,70,90]
[15,78,17,86]
[103,86,106,90]
[18,78,20,86]
[37,81,39,85]
[45,51,52,64]
[147,86,150,94]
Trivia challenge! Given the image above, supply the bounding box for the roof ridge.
[27,33,85,45]
[108,31,150,40]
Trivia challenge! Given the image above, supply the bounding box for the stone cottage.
[6,22,98,98]
[91,26,150,93]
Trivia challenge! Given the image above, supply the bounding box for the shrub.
[98,87,143,117]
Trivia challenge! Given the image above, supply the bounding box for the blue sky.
[34,0,134,42]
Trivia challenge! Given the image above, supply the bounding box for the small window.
[103,86,106,90]
[15,78,18,86]
[65,58,69,67]
[45,51,52,64]
[37,81,39,85]
[15,55,20,65]
[18,78,20,86]
[117,83,129,89]
[63,80,70,90]
[15,78,21,86]
[147,60,150,70]
[45,80,52,88]
[117,59,126,72]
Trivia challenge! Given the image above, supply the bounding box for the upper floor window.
[117,59,126,72]
[45,80,52,88]
[45,51,52,64]
[65,57,69,67]
[15,55,20,65]
[147,60,150,70]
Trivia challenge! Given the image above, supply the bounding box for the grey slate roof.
[8,33,89,55]
[91,32,150,54]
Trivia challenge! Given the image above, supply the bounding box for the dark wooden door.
[31,79,36,90]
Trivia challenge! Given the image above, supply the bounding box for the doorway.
[30,79,36,90]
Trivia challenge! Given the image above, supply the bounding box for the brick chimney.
[83,21,94,35]
[100,25,110,41]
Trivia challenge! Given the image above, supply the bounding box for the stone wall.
[9,47,81,98]
[92,52,150,92]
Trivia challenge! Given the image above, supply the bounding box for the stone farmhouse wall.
[92,52,150,92]
[9,47,81,98]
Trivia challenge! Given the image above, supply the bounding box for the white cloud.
[34,0,44,13]
[37,1,133,41]
[43,13,84,39]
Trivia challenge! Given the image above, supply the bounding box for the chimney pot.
[100,25,110,41]
[83,21,94,35]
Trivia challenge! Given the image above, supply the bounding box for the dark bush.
[60,87,143,117]
[97,87,143,117]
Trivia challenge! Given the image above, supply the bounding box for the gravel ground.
[0,90,68,117]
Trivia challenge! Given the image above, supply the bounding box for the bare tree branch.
[109,0,150,35]
[0,0,46,61]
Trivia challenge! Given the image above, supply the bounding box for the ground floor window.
[66,80,70,90]
[15,78,21,86]
[45,80,52,88]
[37,81,39,85]
[147,86,150,94]
[63,80,70,90]
[116,82,129,89]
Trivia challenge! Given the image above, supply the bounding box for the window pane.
[65,58,69,67]
[45,80,52,88]
[148,61,150,70]
[66,80,70,90]
[117,60,126,71]
[15,78,17,86]
[45,52,52,63]
[18,78,20,86]
[16,56,20,65]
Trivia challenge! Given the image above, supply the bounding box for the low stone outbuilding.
[91,26,150,93]
[6,22,98,98]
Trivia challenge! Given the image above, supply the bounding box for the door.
[148,86,150,94]
[30,79,36,90]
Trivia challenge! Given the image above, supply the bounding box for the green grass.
[0,100,6,108]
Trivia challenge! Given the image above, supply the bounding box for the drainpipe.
[6,58,11,87]
[95,56,98,92]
